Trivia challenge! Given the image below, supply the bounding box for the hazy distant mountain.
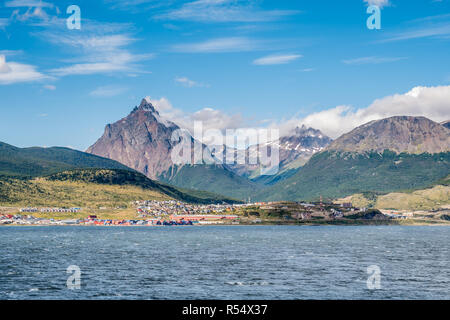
[328,116,450,154]
[255,116,450,201]
[227,125,332,181]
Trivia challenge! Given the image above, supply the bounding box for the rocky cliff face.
[327,116,450,154]
[87,99,183,179]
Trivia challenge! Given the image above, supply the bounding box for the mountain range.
[85,100,450,201]
[1,97,449,203]
[86,98,333,198]
[255,116,450,201]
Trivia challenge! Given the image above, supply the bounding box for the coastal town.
[1,199,448,226]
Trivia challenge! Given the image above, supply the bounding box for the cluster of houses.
[260,201,367,220]
[0,214,66,225]
[0,214,236,226]
[134,200,244,217]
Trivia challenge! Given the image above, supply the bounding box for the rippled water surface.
[0,225,448,299]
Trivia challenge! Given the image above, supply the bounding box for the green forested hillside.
[0,141,131,177]
[159,164,262,200]
[255,150,450,201]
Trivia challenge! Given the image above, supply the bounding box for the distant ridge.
[0,141,131,178]
[327,116,450,154]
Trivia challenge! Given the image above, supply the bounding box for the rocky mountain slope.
[255,116,450,201]
[86,98,259,200]
[328,116,450,154]
[87,98,185,179]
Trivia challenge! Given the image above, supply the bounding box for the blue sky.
[0,0,449,150]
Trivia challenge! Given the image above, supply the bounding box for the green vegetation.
[0,168,238,210]
[0,176,171,209]
[45,169,239,204]
[340,185,450,211]
[0,141,130,178]
[0,141,238,205]
[256,150,450,201]
[159,164,262,200]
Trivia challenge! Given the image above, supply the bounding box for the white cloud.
[144,86,450,146]
[175,76,209,88]
[145,96,245,142]
[41,30,154,76]
[342,56,407,65]
[0,18,10,27]
[297,86,450,138]
[154,0,299,23]
[381,24,450,42]
[5,0,54,7]
[0,54,47,84]
[342,57,408,65]
[43,84,55,90]
[253,54,302,65]
[90,85,128,97]
[7,0,60,26]
[363,0,390,8]
[0,55,12,73]
[172,37,265,53]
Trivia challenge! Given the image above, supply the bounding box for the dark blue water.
[0,226,448,299]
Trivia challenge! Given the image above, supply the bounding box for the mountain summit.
[327,116,450,154]
[86,99,181,179]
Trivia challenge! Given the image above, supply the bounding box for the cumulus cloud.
[145,96,245,143]
[253,54,302,65]
[0,54,47,84]
[145,85,450,146]
[297,86,450,138]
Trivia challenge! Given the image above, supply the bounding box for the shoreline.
[2,220,449,227]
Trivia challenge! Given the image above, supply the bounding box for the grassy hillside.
[0,141,131,178]
[0,177,172,209]
[46,169,239,204]
[159,164,262,200]
[0,168,239,208]
[255,150,450,201]
[338,183,450,211]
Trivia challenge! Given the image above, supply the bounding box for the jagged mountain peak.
[131,98,159,114]
[292,125,324,138]
[327,116,450,154]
